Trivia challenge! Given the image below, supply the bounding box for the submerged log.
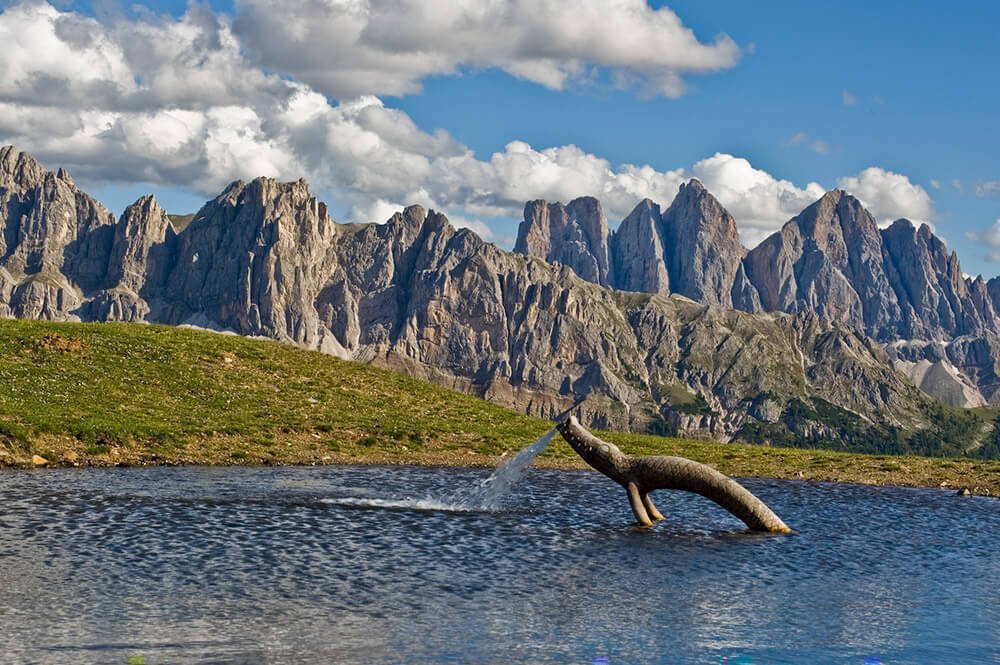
[558,416,791,533]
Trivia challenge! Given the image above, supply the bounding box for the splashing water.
[324,496,469,512]
[460,427,557,511]
[323,428,558,513]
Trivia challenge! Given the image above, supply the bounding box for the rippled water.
[1,465,998,664]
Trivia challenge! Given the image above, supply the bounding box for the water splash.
[322,428,558,514]
[460,427,557,511]
[323,497,468,512]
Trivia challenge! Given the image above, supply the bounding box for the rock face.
[891,357,987,409]
[514,197,612,286]
[524,181,760,310]
[988,276,1000,313]
[320,211,928,436]
[658,180,758,309]
[86,195,176,322]
[155,178,340,350]
[744,191,1000,405]
[881,219,992,339]
[609,199,670,294]
[0,145,991,442]
[745,190,902,336]
[514,179,999,408]
[0,146,116,320]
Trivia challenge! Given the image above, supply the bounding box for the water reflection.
[0,466,997,663]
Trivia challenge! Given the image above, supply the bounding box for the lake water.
[0,465,997,664]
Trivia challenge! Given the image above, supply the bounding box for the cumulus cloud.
[966,220,1000,262]
[691,154,826,246]
[0,2,288,111]
[0,1,937,252]
[231,0,741,99]
[836,168,934,225]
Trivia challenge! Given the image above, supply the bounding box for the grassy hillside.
[0,320,997,496]
[0,319,550,464]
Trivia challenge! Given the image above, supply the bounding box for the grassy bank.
[0,319,997,496]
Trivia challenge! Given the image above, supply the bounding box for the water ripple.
[0,466,998,663]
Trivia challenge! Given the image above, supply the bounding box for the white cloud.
[231,0,741,99]
[441,140,689,221]
[836,167,934,225]
[809,139,829,154]
[0,2,133,105]
[448,215,496,242]
[930,179,941,190]
[966,220,1000,262]
[842,89,857,106]
[976,181,1000,197]
[785,132,829,155]
[0,1,934,253]
[691,154,825,246]
[0,1,288,111]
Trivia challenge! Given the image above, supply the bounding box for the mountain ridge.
[0,145,994,454]
[515,181,1000,408]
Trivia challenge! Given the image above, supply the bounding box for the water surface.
[0,465,997,664]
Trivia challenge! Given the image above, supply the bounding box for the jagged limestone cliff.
[0,146,984,448]
[516,183,1000,408]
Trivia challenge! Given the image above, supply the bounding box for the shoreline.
[3,435,997,498]
[0,319,996,499]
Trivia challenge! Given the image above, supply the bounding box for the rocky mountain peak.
[886,217,916,234]
[0,145,50,190]
[390,204,427,228]
[216,179,246,203]
[514,196,612,286]
[988,277,1000,313]
[659,178,752,307]
[746,187,899,335]
[381,204,432,250]
[0,147,119,319]
[684,177,707,192]
[1,144,999,431]
[86,193,177,321]
[795,189,879,251]
[240,175,318,205]
[129,194,161,215]
[610,198,669,294]
[670,178,736,232]
[530,182,757,308]
[881,214,991,339]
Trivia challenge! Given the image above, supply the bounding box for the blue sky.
[4,1,999,275]
[394,1,1000,272]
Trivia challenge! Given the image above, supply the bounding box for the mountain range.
[0,145,996,453]
[515,180,1000,409]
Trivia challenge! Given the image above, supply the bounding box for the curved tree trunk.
[558,416,791,533]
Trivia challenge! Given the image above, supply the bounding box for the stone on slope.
[892,357,987,408]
